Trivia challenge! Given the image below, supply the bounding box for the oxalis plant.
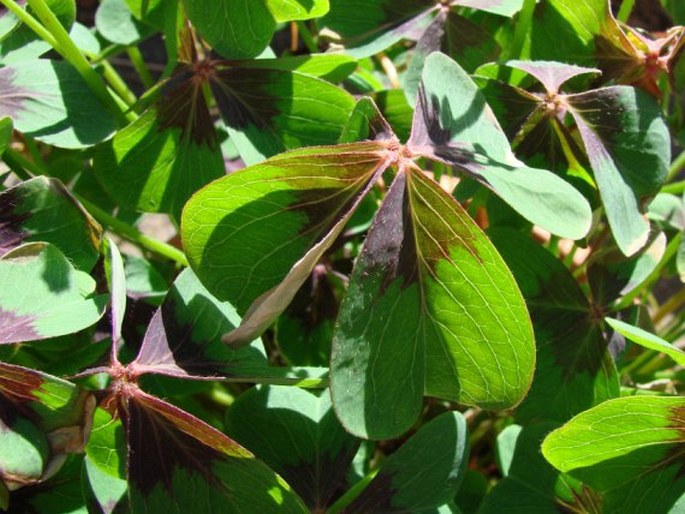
[0,0,684,512]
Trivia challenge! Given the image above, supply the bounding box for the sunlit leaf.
[0,60,116,148]
[331,170,534,439]
[409,52,593,240]
[95,387,308,512]
[605,318,685,367]
[182,141,392,345]
[542,396,685,513]
[0,243,107,344]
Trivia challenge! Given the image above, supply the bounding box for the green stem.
[98,59,138,108]
[126,45,155,89]
[296,21,318,53]
[2,150,34,181]
[617,0,636,22]
[76,196,189,267]
[615,231,684,310]
[327,469,379,514]
[24,0,133,125]
[510,0,536,59]
[668,148,685,182]
[662,179,685,195]
[653,287,685,325]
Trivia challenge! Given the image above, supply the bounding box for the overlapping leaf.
[130,268,269,379]
[409,53,593,240]
[489,228,619,423]
[185,0,329,60]
[0,176,102,271]
[331,169,535,439]
[341,411,468,512]
[605,318,685,366]
[182,141,392,345]
[483,59,670,255]
[480,424,601,513]
[542,396,685,513]
[0,243,107,344]
[0,362,92,496]
[322,0,519,59]
[226,386,359,511]
[95,57,354,217]
[0,59,117,148]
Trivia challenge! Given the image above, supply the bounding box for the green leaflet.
[0,243,107,344]
[605,318,685,367]
[181,141,391,345]
[489,228,619,424]
[542,396,685,512]
[343,411,469,512]
[330,169,535,439]
[0,176,102,271]
[566,86,669,256]
[409,52,593,240]
[226,386,359,511]
[0,59,117,148]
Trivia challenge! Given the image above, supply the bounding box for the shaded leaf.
[0,0,75,64]
[331,170,534,439]
[343,411,468,512]
[130,268,268,379]
[409,52,592,240]
[542,396,685,513]
[480,423,601,513]
[0,176,102,271]
[0,243,107,344]
[182,141,392,345]
[210,66,355,165]
[0,60,117,148]
[605,318,685,367]
[489,228,619,423]
[226,386,359,510]
[587,231,667,304]
[94,107,224,218]
[239,54,357,83]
